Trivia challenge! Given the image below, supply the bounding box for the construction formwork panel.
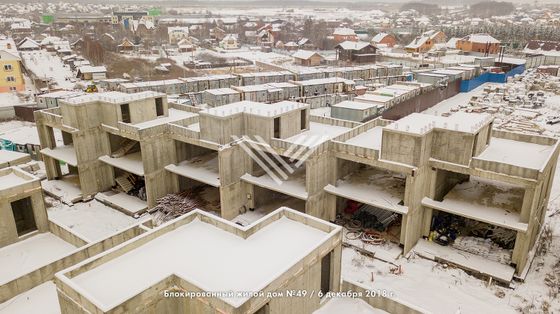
[279,86,300,100]
[296,72,326,81]
[242,90,268,102]
[202,91,242,107]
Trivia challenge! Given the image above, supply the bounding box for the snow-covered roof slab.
[475,137,555,171]
[0,167,38,192]
[200,100,307,118]
[385,112,493,136]
[56,207,341,312]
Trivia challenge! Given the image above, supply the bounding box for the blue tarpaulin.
[460,65,525,92]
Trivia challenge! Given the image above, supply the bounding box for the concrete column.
[30,192,48,233]
[44,156,62,180]
[519,186,536,223]
[0,201,17,246]
[330,243,342,292]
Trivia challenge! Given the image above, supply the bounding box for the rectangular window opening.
[155,97,164,116]
[274,117,280,138]
[121,104,131,123]
[11,197,37,237]
[320,251,332,296]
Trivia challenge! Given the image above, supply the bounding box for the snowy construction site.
[0,66,559,314]
[1,2,560,312]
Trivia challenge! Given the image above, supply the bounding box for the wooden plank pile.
[150,187,210,226]
[496,117,545,134]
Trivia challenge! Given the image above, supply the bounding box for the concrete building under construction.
[328,112,558,281]
[34,92,559,281]
[55,207,343,314]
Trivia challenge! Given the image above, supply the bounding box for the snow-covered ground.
[217,49,292,65]
[422,83,494,116]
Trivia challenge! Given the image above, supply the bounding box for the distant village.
[1,1,560,314]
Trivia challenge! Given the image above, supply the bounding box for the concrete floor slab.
[95,191,148,216]
[165,152,220,187]
[241,166,308,200]
[99,152,144,176]
[325,168,407,215]
[413,239,515,283]
[40,145,78,167]
[41,177,82,204]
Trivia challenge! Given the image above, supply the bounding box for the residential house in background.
[16,37,40,51]
[220,34,239,50]
[292,50,324,66]
[117,37,137,52]
[0,37,24,93]
[257,24,279,46]
[333,27,358,43]
[210,27,227,41]
[405,30,446,53]
[76,66,107,80]
[177,38,196,53]
[284,41,298,51]
[371,32,396,48]
[167,26,190,44]
[335,41,377,63]
[423,30,447,44]
[456,33,501,54]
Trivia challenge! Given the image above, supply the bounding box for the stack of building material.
[496,117,545,134]
[150,187,213,226]
[452,236,512,265]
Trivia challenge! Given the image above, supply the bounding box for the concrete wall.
[0,170,48,247]
[219,144,251,219]
[200,113,245,145]
[305,146,335,221]
[203,91,241,107]
[380,131,423,167]
[381,79,461,120]
[141,137,178,208]
[430,130,476,166]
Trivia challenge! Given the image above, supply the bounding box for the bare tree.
[83,37,105,65]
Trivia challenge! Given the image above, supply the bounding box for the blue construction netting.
[460,65,526,92]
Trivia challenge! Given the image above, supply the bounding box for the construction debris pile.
[452,237,512,265]
[336,201,401,245]
[448,70,560,136]
[150,187,218,226]
[430,212,515,264]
